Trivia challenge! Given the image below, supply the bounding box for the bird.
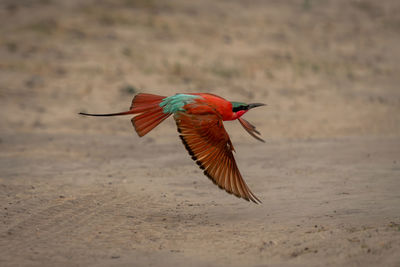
[79,93,265,203]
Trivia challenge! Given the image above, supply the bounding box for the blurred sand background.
[0,0,399,266]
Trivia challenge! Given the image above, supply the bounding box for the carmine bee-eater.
[79,93,265,203]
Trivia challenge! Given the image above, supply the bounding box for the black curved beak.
[248,103,266,109]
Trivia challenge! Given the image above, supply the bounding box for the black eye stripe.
[232,105,249,112]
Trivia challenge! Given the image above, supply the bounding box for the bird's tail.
[79,93,171,137]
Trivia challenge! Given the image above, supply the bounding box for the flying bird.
[79,93,265,203]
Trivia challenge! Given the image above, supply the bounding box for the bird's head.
[231,102,266,119]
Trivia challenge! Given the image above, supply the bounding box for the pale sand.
[0,0,399,266]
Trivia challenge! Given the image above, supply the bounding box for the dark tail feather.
[79,110,135,117]
[79,93,171,137]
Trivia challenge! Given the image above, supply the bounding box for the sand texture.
[0,0,399,266]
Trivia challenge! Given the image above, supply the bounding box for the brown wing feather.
[238,117,265,143]
[174,112,261,203]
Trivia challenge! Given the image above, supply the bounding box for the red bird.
[80,93,265,203]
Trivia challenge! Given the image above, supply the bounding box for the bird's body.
[80,93,265,203]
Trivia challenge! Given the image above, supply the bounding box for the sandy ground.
[0,0,400,266]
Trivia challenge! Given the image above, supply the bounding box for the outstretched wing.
[174,112,261,203]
